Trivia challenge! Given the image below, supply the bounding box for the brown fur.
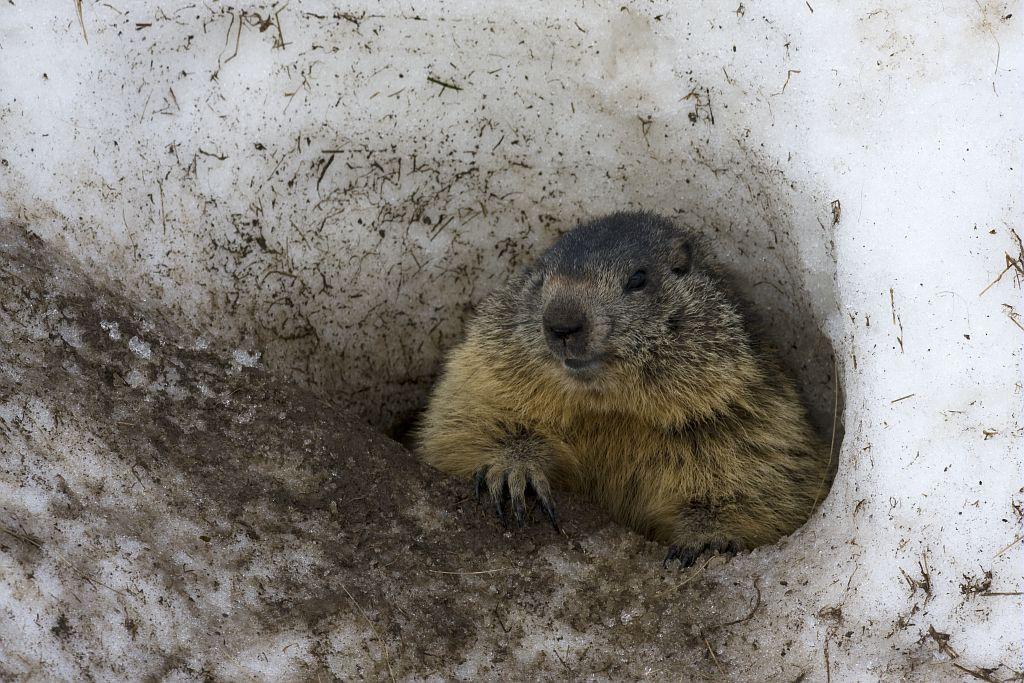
[417,212,832,561]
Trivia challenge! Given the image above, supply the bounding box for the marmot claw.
[472,462,560,532]
[663,539,741,568]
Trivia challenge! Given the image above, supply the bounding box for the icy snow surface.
[1,0,1022,680]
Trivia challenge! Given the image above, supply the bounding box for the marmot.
[417,212,832,566]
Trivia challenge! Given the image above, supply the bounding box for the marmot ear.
[670,238,693,276]
[528,268,546,289]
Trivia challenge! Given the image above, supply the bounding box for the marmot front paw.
[473,459,559,531]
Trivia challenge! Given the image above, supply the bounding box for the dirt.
[0,220,796,680]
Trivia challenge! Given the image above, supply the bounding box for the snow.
[0,0,1022,680]
[127,336,152,359]
[232,348,261,368]
[99,319,122,341]
[56,320,84,348]
[124,368,147,389]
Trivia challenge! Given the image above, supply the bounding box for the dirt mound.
[0,222,778,680]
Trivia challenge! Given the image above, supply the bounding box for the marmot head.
[487,212,760,420]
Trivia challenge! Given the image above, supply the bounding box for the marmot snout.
[418,212,833,566]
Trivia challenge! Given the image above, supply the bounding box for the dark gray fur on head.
[489,211,752,392]
[537,211,697,279]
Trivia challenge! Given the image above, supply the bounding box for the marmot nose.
[547,321,583,341]
[543,305,588,344]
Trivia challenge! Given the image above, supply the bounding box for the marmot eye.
[624,269,647,292]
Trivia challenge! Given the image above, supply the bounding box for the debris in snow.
[0,1,1021,679]
[2,200,1019,683]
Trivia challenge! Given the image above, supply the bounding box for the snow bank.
[0,0,853,430]
[1,1,1022,680]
